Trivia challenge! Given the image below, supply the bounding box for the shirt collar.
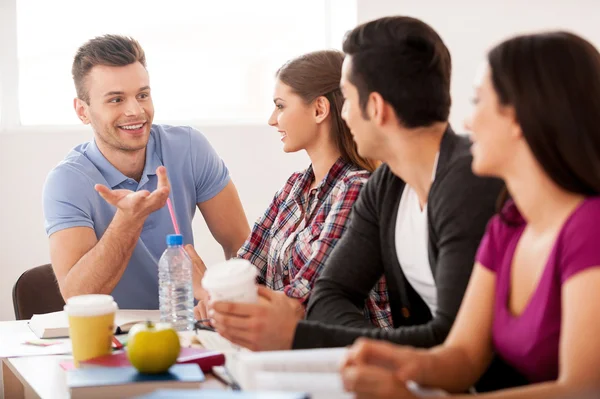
[139,134,163,187]
[84,132,163,189]
[294,157,356,200]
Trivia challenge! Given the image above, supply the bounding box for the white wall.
[0,125,307,321]
[357,0,600,130]
[3,0,600,321]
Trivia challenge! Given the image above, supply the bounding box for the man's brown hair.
[72,34,146,104]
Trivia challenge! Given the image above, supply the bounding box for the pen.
[211,366,241,390]
[194,320,216,333]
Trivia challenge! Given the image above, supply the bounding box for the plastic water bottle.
[158,234,194,331]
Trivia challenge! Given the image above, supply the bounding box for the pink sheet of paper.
[23,339,65,347]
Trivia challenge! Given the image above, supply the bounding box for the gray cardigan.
[293,126,503,349]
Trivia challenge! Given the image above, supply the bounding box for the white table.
[3,355,72,399]
[0,321,224,398]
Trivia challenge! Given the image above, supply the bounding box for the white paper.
[230,348,448,398]
[0,321,72,358]
[237,347,347,373]
[232,348,348,391]
[253,371,352,399]
[194,330,250,354]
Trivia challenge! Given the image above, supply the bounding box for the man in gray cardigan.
[209,18,516,389]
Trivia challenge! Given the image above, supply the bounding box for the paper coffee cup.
[202,259,258,303]
[64,294,118,367]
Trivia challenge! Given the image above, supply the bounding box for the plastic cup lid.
[202,259,256,289]
[64,294,118,317]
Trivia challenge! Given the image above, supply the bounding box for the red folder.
[59,347,225,373]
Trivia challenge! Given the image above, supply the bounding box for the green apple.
[126,321,180,374]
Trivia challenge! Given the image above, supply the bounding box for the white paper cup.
[202,259,257,303]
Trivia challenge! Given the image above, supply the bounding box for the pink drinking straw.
[166,198,181,235]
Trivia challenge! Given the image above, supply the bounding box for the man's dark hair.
[342,16,451,128]
[72,34,146,104]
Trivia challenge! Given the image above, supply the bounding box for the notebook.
[28,310,160,339]
[67,364,204,399]
[60,347,226,373]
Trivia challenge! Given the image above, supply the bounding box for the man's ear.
[74,98,90,125]
[368,92,389,126]
[314,96,331,124]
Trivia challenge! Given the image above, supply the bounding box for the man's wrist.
[113,209,146,231]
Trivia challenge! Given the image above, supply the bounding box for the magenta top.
[476,197,600,383]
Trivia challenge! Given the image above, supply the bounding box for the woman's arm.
[342,263,497,394]
[417,264,497,392]
[465,266,600,398]
[342,266,600,399]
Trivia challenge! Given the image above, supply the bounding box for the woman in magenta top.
[339,32,600,398]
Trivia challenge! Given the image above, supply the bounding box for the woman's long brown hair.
[276,50,378,172]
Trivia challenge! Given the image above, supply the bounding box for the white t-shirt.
[394,158,439,316]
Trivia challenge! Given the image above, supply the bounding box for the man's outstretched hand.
[95,166,170,220]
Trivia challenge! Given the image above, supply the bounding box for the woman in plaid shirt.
[191,50,392,348]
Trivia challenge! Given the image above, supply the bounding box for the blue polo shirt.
[42,124,230,309]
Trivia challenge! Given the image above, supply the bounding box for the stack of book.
[59,347,225,373]
[67,364,204,399]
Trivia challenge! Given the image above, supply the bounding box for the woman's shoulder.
[484,201,525,246]
[274,170,306,201]
[326,160,370,186]
[327,170,369,199]
[340,167,371,185]
[563,197,600,231]
[557,196,600,283]
[475,202,524,272]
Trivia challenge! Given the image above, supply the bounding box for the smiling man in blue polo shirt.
[42,35,250,309]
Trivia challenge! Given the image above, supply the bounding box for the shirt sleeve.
[304,167,389,332]
[296,158,504,349]
[559,200,600,284]
[284,176,367,304]
[189,127,231,204]
[237,173,299,284]
[43,165,95,236]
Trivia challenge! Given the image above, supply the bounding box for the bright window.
[16,0,357,126]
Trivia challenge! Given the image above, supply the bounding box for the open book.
[28,310,160,339]
[233,348,448,398]
[194,330,250,354]
[232,348,349,399]
[194,331,448,397]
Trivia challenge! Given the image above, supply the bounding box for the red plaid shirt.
[237,158,392,328]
